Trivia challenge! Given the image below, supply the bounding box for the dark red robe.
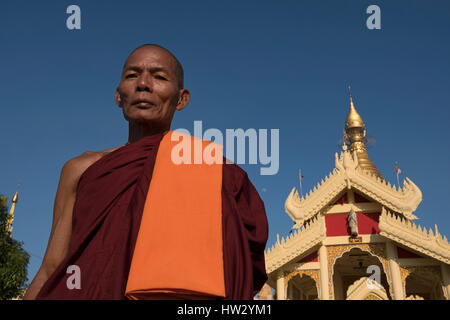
[36,133,269,299]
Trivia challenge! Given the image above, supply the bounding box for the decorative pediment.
[265,215,326,274]
[379,208,450,264]
[285,147,422,225]
[346,277,389,300]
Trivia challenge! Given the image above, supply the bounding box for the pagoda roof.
[379,208,450,264]
[285,146,422,226]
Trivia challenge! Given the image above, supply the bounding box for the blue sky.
[1,0,449,283]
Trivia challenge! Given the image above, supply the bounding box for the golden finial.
[12,182,20,203]
[345,85,365,130]
[7,182,21,235]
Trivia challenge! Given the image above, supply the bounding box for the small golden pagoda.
[259,90,450,300]
[6,185,20,235]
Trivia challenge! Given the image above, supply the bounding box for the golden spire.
[345,86,365,130]
[344,87,383,179]
[7,183,20,235]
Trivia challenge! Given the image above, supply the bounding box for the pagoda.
[261,91,450,300]
[6,187,19,235]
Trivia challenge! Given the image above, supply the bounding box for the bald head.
[123,44,184,89]
[115,43,191,133]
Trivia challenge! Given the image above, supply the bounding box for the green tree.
[0,194,29,299]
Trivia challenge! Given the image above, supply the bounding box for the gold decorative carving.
[364,293,384,300]
[327,244,392,299]
[284,269,319,289]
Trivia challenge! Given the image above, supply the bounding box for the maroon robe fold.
[36,133,269,299]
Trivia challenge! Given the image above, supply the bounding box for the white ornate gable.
[265,215,326,274]
[379,208,450,264]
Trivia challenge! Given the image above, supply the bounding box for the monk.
[23,44,268,300]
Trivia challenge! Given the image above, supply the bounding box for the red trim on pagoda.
[326,214,349,236]
[325,212,381,236]
[297,251,318,263]
[357,212,381,234]
[397,246,423,259]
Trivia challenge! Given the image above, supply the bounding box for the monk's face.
[115,46,189,129]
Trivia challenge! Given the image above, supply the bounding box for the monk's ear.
[115,87,122,108]
[175,89,190,111]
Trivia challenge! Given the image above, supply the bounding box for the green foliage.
[0,195,30,300]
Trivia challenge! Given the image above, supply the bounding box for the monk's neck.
[127,122,169,144]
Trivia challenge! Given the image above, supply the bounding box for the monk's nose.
[137,74,153,92]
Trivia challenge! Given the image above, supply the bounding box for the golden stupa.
[7,185,20,234]
[345,88,383,179]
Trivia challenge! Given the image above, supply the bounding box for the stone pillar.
[334,270,344,300]
[319,245,330,300]
[440,263,450,300]
[276,269,285,300]
[385,240,404,300]
[286,282,291,300]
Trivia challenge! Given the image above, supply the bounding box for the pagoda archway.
[332,247,392,300]
[404,267,445,300]
[286,273,319,300]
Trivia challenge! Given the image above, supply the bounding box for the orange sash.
[125,131,225,299]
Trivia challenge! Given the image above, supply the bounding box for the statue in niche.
[348,208,358,237]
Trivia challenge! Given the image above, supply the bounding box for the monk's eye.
[125,73,137,79]
[155,75,167,81]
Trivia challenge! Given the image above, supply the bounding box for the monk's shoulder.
[60,151,99,183]
[222,163,267,218]
[222,162,248,194]
[63,146,121,173]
